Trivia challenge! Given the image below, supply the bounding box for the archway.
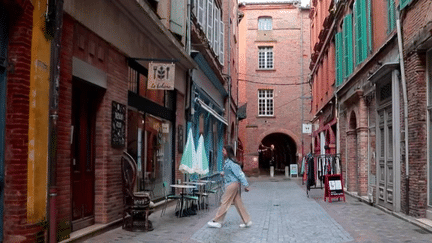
[347,111,358,192]
[258,133,297,175]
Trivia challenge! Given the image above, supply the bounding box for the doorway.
[258,133,297,175]
[71,78,102,231]
[377,81,393,210]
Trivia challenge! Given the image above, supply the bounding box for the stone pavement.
[79,176,432,243]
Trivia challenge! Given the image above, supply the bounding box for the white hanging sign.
[302,123,312,134]
[148,62,175,90]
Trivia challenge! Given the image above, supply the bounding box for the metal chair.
[121,151,154,231]
[161,182,181,217]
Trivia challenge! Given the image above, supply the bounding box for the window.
[258,89,274,116]
[335,32,343,86]
[258,17,272,30]
[354,0,368,65]
[387,0,396,33]
[342,14,353,78]
[258,47,274,69]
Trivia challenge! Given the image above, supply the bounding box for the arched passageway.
[258,133,297,175]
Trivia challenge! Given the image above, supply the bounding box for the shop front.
[126,59,176,200]
[190,52,228,174]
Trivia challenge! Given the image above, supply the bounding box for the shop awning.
[195,98,228,126]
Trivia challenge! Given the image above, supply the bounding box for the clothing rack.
[303,153,344,202]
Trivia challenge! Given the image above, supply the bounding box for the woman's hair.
[224,145,241,165]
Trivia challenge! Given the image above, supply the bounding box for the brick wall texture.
[238,4,311,174]
[401,0,432,217]
[2,0,44,242]
[56,14,129,233]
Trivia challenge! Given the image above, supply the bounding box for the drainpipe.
[227,0,231,145]
[396,17,409,215]
[367,99,371,203]
[46,0,63,241]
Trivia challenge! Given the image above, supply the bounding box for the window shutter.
[400,0,411,10]
[354,1,360,66]
[343,13,353,78]
[335,32,342,86]
[207,0,214,47]
[354,0,367,66]
[170,0,186,36]
[192,0,197,17]
[198,0,205,28]
[213,7,219,56]
[360,0,367,62]
[367,0,372,53]
[387,0,396,33]
[219,19,225,65]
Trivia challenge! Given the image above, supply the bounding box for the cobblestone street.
[80,176,432,243]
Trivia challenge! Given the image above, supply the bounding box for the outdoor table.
[185,182,212,210]
[170,184,196,217]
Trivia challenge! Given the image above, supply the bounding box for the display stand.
[324,174,345,202]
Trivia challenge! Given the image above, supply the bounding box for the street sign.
[290,164,298,176]
[302,123,312,134]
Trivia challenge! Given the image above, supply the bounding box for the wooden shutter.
[213,7,219,56]
[343,13,353,78]
[170,0,186,36]
[192,0,197,17]
[354,0,367,66]
[207,0,214,46]
[400,0,411,10]
[219,18,225,65]
[199,0,206,32]
[387,0,396,33]
[335,32,343,86]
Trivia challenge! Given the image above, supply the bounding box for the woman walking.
[207,145,252,228]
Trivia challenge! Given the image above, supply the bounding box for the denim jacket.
[223,158,249,187]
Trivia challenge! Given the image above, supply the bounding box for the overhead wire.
[238,78,309,86]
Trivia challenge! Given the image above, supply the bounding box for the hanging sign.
[302,123,312,134]
[148,62,175,90]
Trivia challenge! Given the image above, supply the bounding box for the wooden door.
[71,80,98,231]
[377,105,394,210]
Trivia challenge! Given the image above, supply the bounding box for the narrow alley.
[76,176,432,243]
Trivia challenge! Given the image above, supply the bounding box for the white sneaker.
[239,221,252,228]
[207,221,222,228]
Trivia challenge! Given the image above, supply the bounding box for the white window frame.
[258,17,272,30]
[219,18,224,65]
[197,0,206,28]
[213,6,219,56]
[258,89,274,116]
[258,47,274,69]
[207,0,214,46]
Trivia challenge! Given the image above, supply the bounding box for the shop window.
[127,109,173,199]
[127,61,170,108]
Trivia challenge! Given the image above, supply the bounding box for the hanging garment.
[306,153,316,190]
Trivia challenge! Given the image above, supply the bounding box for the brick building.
[238,1,311,176]
[310,0,432,223]
[400,0,432,219]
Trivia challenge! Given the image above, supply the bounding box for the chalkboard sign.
[112,101,126,147]
[324,174,345,202]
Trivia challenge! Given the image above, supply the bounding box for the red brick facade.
[238,3,311,175]
[401,0,431,217]
[56,14,129,233]
[2,0,43,242]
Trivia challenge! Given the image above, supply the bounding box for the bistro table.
[184,182,207,209]
[170,184,196,217]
